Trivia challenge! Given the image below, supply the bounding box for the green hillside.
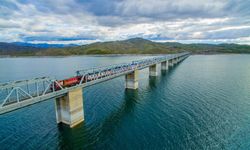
[1,38,250,56]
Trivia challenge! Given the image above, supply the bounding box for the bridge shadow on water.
[57,89,139,149]
[56,61,185,149]
[147,61,183,90]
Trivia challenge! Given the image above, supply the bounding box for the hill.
[37,38,250,55]
[36,38,185,56]
[0,42,43,56]
[0,42,77,56]
[1,38,250,56]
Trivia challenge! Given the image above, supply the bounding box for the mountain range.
[1,38,250,56]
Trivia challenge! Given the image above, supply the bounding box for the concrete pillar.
[125,70,139,89]
[173,59,176,65]
[149,64,158,76]
[55,88,84,128]
[169,59,174,67]
[161,61,168,71]
[174,58,178,64]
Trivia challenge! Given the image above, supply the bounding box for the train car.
[63,76,80,87]
[51,76,84,91]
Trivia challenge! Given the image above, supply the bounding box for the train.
[51,76,82,91]
[51,61,143,91]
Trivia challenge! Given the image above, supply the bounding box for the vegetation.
[1,38,250,56]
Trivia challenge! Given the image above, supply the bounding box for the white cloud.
[30,39,101,45]
[208,25,250,32]
[0,0,250,44]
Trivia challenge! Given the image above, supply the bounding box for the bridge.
[0,52,190,127]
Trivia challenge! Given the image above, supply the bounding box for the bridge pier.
[169,59,174,67]
[161,61,168,70]
[173,58,178,64]
[125,70,139,89]
[149,64,158,76]
[55,88,84,128]
[176,58,179,64]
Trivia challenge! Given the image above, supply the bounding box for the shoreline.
[0,53,249,58]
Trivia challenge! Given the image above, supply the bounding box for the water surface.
[0,54,250,149]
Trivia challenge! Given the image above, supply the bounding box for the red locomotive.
[50,64,134,91]
[51,76,85,91]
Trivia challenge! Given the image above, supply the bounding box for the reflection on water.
[57,89,139,149]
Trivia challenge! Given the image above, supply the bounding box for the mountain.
[1,38,250,56]
[0,42,77,56]
[0,42,43,56]
[37,38,250,55]
[36,38,184,55]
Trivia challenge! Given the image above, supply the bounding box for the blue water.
[0,54,250,149]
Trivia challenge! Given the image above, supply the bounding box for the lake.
[0,54,250,149]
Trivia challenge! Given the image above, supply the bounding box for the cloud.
[0,0,250,44]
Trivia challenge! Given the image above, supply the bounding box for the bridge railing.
[0,77,65,107]
[0,52,190,111]
[76,52,188,77]
[76,52,189,86]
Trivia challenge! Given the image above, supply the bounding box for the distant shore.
[1,38,250,56]
[1,53,249,58]
[0,54,167,58]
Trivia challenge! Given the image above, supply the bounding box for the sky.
[0,0,250,45]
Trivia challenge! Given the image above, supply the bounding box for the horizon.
[1,0,250,45]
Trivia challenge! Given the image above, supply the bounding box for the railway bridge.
[0,52,190,127]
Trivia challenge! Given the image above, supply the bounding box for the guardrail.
[0,52,190,114]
